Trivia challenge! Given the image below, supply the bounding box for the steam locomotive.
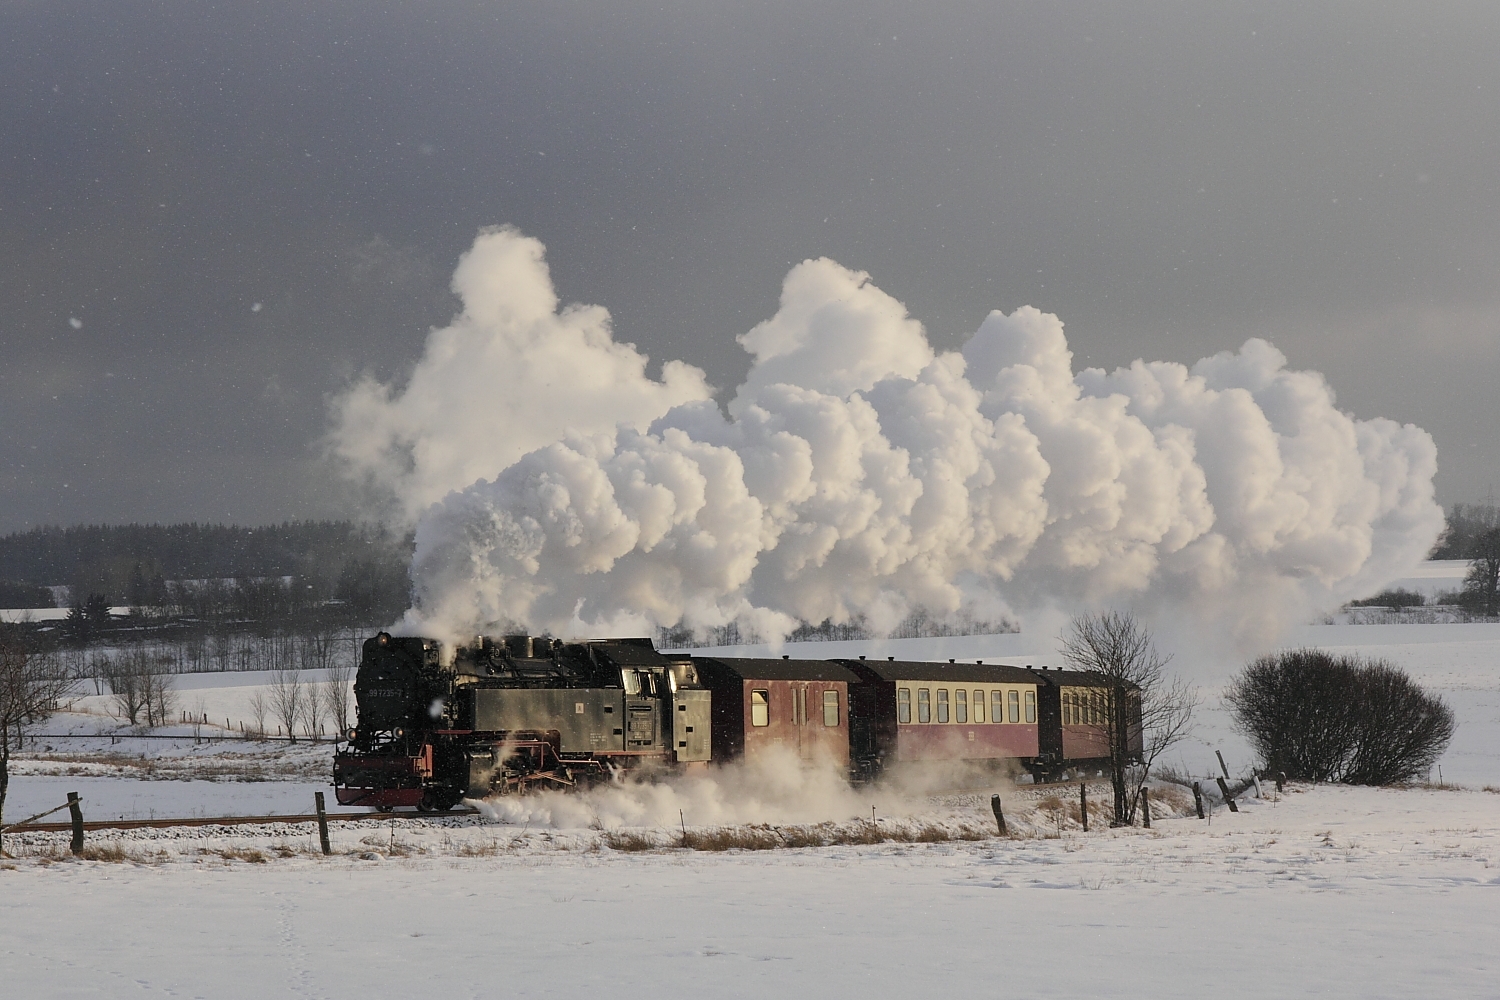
[333,632,1141,810]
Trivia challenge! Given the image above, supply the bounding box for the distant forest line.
[0,521,412,622]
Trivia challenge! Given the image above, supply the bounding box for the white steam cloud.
[330,228,710,520]
[330,227,1442,647]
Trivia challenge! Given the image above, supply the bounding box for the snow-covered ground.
[2,783,1496,998]
[4,619,1499,997]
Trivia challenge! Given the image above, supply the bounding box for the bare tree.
[103,648,177,728]
[1060,611,1196,826]
[101,652,147,725]
[269,669,303,741]
[1,630,72,854]
[301,678,326,738]
[247,689,269,738]
[324,662,354,736]
[142,653,177,728]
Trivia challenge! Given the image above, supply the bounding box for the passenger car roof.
[837,658,1037,684]
[691,656,863,683]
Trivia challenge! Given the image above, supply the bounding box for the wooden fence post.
[1079,782,1089,832]
[1216,775,1240,812]
[1276,771,1286,793]
[990,793,1007,836]
[315,791,331,856]
[1216,750,1230,780]
[68,791,84,856]
[1192,781,1205,819]
[1140,787,1151,829]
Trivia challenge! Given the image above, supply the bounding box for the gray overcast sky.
[3,1,1497,533]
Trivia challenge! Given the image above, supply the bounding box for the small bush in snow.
[1225,650,1455,785]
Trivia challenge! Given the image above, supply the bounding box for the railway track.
[9,807,479,835]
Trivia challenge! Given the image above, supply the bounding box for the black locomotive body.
[334,632,709,810]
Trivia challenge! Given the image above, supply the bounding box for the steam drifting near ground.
[472,746,1015,832]
[330,227,1442,649]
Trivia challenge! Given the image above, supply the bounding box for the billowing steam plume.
[330,227,1442,647]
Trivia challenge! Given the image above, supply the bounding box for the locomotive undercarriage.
[337,730,678,811]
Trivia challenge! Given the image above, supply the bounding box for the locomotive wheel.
[419,786,464,812]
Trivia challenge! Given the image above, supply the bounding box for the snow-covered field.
[4,620,1499,998]
[3,783,1497,998]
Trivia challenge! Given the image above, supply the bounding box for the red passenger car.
[693,656,859,769]
[840,657,1041,777]
[1028,667,1144,780]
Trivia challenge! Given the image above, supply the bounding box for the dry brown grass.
[828,823,887,845]
[78,842,128,863]
[455,838,506,857]
[1147,785,1193,817]
[678,826,781,851]
[777,826,828,849]
[601,830,657,852]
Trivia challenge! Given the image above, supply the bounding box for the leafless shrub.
[1226,650,1455,785]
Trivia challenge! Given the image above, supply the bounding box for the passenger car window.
[991,689,1004,723]
[1008,689,1020,723]
[917,688,931,724]
[823,690,838,727]
[897,687,911,724]
[751,689,770,727]
[973,690,984,723]
[955,688,967,724]
[1025,690,1037,724]
[936,688,949,723]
